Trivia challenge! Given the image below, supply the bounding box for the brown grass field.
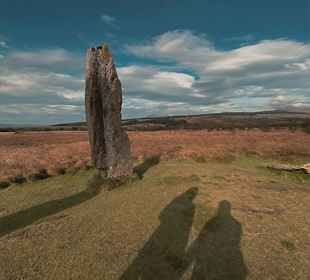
[1,129,310,181]
[1,129,310,279]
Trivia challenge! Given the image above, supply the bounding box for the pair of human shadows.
[0,184,102,238]
[120,190,247,280]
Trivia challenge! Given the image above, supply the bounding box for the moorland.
[0,112,310,279]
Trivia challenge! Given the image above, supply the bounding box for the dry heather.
[0,129,310,180]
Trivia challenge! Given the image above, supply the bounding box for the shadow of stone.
[120,187,198,280]
[187,200,248,280]
[133,155,161,179]
[0,184,102,238]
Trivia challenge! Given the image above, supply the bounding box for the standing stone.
[85,43,132,178]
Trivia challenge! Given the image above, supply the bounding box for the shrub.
[213,154,236,164]
[85,163,93,170]
[29,168,49,181]
[56,167,66,175]
[260,126,271,132]
[0,181,10,189]
[288,126,297,133]
[9,175,26,184]
[67,167,79,174]
[302,126,310,134]
[74,159,88,170]
[192,155,207,163]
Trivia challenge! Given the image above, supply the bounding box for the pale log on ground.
[267,164,310,174]
[85,44,132,178]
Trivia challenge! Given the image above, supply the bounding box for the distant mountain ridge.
[54,110,310,127]
[1,110,309,132]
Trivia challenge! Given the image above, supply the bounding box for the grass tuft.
[9,175,27,184]
[192,155,207,163]
[56,167,66,175]
[281,240,296,251]
[29,168,49,181]
[0,181,10,189]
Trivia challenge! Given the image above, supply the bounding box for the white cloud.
[100,14,118,29]
[126,30,216,73]
[0,104,82,115]
[126,30,310,113]
[0,41,8,48]
[0,104,84,125]
[122,96,245,118]
[101,14,115,23]
[269,93,310,112]
[0,47,85,124]
[285,59,310,71]
[42,104,82,114]
[152,72,194,89]
[2,31,310,124]
[5,49,82,70]
[0,47,86,124]
[127,31,310,74]
[0,71,83,101]
[118,65,195,96]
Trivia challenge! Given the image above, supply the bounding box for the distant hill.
[1,111,309,132]
[0,124,38,129]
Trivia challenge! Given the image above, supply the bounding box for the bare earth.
[0,130,310,279]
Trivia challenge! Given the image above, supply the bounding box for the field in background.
[1,129,310,181]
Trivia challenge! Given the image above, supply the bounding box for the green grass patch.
[281,240,296,251]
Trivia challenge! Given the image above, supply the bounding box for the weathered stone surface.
[85,43,132,178]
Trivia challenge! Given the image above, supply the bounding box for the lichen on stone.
[97,43,112,60]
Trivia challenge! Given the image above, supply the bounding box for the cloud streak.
[101,13,119,29]
[0,47,85,124]
[1,30,309,124]
[126,30,310,114]
[0,41,8,48]
[4,49,83,71]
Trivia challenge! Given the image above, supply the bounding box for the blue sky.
[0,0,309,124]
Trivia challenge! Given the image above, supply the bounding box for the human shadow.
[120,187,198,280]
[0,184,102,238]
[187,200,248,280]
[133,155,161,179]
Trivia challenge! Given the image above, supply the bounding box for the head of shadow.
[120,187,198,280]
[187,200,248,280]
[134,155,161,179]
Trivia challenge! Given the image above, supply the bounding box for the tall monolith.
[85,43,133,178]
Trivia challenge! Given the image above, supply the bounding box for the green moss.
[281,240,296,251]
